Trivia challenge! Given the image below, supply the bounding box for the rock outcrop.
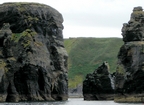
[115,6,144,103]
[83,61,114,100]
[122,6,144,42]
[0,2,68,102]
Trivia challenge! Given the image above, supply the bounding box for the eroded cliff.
[0,2,68,102]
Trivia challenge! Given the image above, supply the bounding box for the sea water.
[0,98,144,105]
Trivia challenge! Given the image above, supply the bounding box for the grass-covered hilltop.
[64,37,123,88]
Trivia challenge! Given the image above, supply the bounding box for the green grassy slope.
[64,37,123,88]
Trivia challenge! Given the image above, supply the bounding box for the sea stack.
[0,2,68,102]
[83,61,114,100]
[115,6,144,103]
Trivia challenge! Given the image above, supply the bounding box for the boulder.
[83,61,114,100]
[115,6,144,103]
[0,2,68,102]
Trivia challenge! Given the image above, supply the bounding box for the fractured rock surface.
[115,6,144,103]
[83,61,114,100]
[0,2,68,102]
[122,6,144,42]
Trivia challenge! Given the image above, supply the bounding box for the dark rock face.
[83,61,114,100]
[115,6,144,103]
[0,3,68,102]
[122,6,144,42]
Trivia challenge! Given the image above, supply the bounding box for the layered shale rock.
[0,2,68,102]
[115,6,144,103]
[83,61,114,100]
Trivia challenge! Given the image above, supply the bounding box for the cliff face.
[83,61,114,100]
[0,3,68,102]
[115,6,144,103]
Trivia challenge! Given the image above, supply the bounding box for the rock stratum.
[0,3,68,102]
[115,6,144,103]
[83,61,114,100]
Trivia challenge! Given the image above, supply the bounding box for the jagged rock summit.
[0,2,68,102]
[115,6,144,103]
[122,6,144,42]
[83,61,114,100]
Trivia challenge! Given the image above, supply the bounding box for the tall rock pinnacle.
[115,6,144,103]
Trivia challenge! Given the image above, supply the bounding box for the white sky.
[0,0,144,38]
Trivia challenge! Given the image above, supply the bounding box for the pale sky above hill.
[0,0,144,38]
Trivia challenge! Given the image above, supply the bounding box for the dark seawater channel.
[0,98,144,105]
